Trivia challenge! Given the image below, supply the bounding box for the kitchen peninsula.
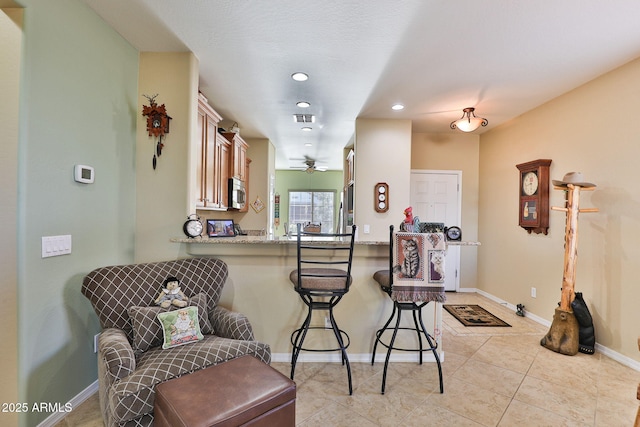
[171,235,479,362]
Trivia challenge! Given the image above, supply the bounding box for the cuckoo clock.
[142,94,171,137]
[142,94,172,169]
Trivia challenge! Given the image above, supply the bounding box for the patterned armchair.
[81,257,271,427]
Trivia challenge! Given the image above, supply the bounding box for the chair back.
[387,224,394,287]
[293,223,357,295]
[82,257,228,342]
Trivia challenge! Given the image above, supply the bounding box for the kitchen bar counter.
[170,235,479,362]
[171,234,480,246]
[171,235,385,245]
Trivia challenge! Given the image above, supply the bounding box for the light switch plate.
[42,235,72,258]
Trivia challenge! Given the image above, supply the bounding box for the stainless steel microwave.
[228,177,246,210]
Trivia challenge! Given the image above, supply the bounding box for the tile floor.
[55,293,639,426]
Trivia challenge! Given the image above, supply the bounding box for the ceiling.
[81,0,640,170]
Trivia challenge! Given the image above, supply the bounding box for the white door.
[410,171,461,291]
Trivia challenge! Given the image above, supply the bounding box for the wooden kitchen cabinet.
[196,93,232,209]
[222,132,249,181]
[238,157,251,213]
[345,149,355,184]
[216,133,231,209]
[196,94,250,211]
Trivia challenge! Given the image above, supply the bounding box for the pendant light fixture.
[450,107,488,132]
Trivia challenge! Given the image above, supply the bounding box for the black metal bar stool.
[371,225,444,394]
[289,223,357,395]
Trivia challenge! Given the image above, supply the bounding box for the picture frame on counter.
[207,219,236,237]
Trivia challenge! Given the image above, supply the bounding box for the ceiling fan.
[290,157,328,174]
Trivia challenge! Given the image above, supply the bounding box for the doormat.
[443,304,511,327]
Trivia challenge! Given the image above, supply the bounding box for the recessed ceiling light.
[305,143,313,147]
[301,127,312,131]
[296,101,311,108]
[391,103,405,111]
[291,72,308,82]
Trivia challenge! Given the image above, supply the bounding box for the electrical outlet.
[531,287,537,298]
[324,315,331,329]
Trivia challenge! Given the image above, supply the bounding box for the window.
[288,190,335,233]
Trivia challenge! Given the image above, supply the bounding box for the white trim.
[474,288,640,370]
[36,380,99,427]
[475,288,552,327]
[596,343,640,371]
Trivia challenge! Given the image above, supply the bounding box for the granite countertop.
[171,235,481,246]
[171,235,387,245]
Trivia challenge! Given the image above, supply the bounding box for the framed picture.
[207,219,236,237]
[251,196,265,213]
[393,233,425,281]
[428,250,445,283]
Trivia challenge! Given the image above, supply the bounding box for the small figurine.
[516,304,526,317]
[400,206,421,232]
[155,276,188,309]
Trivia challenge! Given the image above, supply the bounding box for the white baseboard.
[474,288,552,327]
[36,380,99,427]
[596,343,640,371]
[474,288,640,371]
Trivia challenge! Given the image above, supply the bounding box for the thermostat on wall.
[74,165,94,184]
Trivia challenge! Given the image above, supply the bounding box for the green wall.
[16,0,138,425]
[1,7,22,427]
[274,170,344,236]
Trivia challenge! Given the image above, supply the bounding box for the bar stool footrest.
[374,327,438,353]
[291,326,351,352]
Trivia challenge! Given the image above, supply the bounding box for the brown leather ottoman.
[154,355,296,427]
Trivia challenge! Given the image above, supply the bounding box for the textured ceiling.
[81,0,640,170]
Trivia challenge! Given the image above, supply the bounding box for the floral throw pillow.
[157,306,204,349]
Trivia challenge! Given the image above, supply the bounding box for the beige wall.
[354,118,412,242]
[0,8,21,426]
[136,52,199,262]
[479,57,640,361]
[412,133,480,290]
[238,138,274,231]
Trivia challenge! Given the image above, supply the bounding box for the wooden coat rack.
[541,182,598,355]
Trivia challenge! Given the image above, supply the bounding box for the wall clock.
[374,182,389,213]
[142,94,171,138]
[142,94,172,169]
[183,214,203,238]
[516,159,552,234]
[445,226,462,241]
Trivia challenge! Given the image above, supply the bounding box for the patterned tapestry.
[392,232,447,303]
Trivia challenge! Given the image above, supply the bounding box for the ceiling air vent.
[293,114,315,123]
